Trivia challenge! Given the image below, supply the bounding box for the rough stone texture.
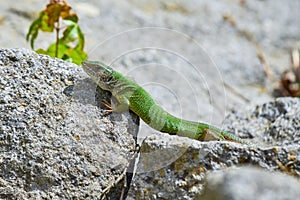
[127,97,300,199]
[0,48,138,199]
[225,97,300,146]
[199,167,300,200]
[0,51,299,199]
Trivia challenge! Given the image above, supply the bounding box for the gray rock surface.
[127,97,300,199]
[0,48,138,199]
[199,167,300,200]
[225,97,300,146]
[0,50,300,199]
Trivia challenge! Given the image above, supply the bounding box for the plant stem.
[55,19,60,57]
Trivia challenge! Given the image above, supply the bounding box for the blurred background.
[1,0,299,125]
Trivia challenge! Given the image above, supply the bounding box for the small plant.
[274,49,300,97]
[26,0,87,65]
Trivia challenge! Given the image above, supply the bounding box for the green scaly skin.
[82,61,248,144]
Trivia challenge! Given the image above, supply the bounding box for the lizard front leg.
[111,95,130,113]
[101,94,130,114]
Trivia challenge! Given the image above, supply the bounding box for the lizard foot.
[102,100,113,115]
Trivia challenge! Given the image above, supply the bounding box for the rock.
[199,167,300,200]
[0,48,138,199]
[1,48,300,199]
[224,97,300,145]
[127,97,300,199]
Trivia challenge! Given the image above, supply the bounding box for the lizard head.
[82,61,117,91]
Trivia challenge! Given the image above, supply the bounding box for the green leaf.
[48,42,70,58]
[61,20,78,43]
[35,48,48,55]
[66,47,87,65]
[60,20,85,50]
[76,25,85,50]
[40,12,54,32]
[26,13,44,49]
[64,14,78,23]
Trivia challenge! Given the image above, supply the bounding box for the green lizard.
[82,60,248,144]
